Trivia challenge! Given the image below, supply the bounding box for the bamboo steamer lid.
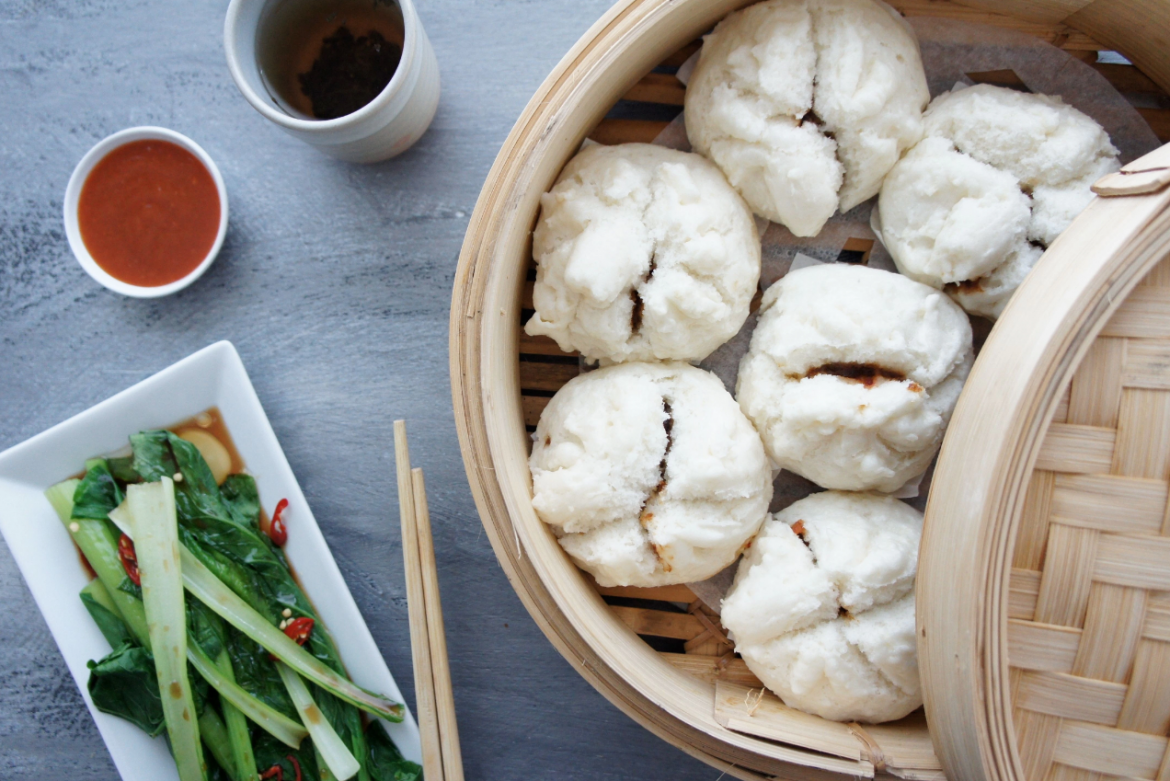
[450,0,1170,778]
[918,144,1170,781]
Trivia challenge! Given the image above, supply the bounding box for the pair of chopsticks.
[394,420,464,781]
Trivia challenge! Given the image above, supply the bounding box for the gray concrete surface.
[0,1,723,778]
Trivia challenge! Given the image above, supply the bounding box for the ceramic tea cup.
[224,0,440,163]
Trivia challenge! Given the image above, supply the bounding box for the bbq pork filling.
[736,264,973,493]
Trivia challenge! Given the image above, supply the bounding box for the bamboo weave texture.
[1009,258,1170,781]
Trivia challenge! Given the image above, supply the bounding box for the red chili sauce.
[78,139,220,287]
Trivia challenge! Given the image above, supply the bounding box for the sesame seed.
[68,522,80,533]
[279,619,288,629]
[282,608,292,618]
[173,472,184,483]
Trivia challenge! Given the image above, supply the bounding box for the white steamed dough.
[524,143,761,364]
[876,84,1119,318]
[721,491,923,723]
[685,0,929,236]
[736,264,972,492]
[530,362,772,587]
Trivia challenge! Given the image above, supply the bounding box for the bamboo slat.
[611,605,707,640]
[1052,720,1167,778]
[1067,339,1125,426]
[1010,569,1043,620]
[1015,671,1127,724]
[1116,639,1170,732]
[1035,425,1116,473]
[1007,619,1081,672]
[661,654,762,687]
[1049,473,1167,533]
[1034,525,1099,627]
[1143,595,1170,641]
[1012,709,1061,781]
[451,0,1170,778]
[1015,472,1055,569]
[595,583,696,602]
[713,682,944,779]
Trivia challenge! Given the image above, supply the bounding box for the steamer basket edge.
[449,0,1170,778]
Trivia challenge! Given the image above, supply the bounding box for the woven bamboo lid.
[919,144,1170,781]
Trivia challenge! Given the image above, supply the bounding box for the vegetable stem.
[216,648,261,781]
[47,480,149,644]
[199,708,239,780]
[127,479,207,781]
[276,663,360,781]
[180,548,403,721]
[188,643,308,749]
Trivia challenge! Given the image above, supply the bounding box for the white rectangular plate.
[0,340,421,779]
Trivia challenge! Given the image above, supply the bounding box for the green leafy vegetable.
[71,459,125,521]
[87,644,166,736]
[253,733,321,781]
[107,455,141,484]
[225,628,298,717]
[80,580,135,649]
[365,724,422,781]
[220,474,261,530]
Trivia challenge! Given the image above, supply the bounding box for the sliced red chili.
[267,498,289,546]
[259,765,283,781]
[286,755,302,781]
[118,533,140,586]
[284,617,314,646]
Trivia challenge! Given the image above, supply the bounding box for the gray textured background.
[0,1,722,778]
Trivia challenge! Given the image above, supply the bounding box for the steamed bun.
[530,362,772,587]
[685,0,929,237]
[524,143,761,364]
[876,84,1119,318]
[720,491,923,723]
[736,264,972,492]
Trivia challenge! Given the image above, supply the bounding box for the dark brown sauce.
[805,362,907,387]
[946,278,984,294]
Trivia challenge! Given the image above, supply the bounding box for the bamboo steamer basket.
[449,0,1170,778]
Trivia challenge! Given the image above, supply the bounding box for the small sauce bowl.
[64,127,229,298]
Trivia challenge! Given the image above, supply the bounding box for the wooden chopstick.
[394,420,464,781]
[411,467,464,781]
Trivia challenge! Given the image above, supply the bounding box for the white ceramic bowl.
[0,341,422,780]
[224,0,440,163]
[63,126,230,299]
